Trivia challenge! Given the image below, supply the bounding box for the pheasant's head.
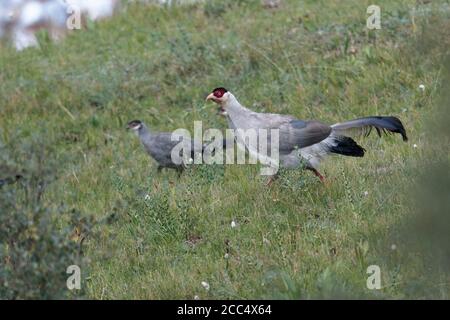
[127,120,143,131]
[206,87,230,115]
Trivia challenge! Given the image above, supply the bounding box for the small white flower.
[144,194,151,200]
[418,84,425,92]
[201,281,210,291]
[413,144,418,149]
[188,158,194,164]
[391,244,397,251]
[363,191,369,197]
[194,295,200,300]
[231,220,237,228]
[224,253,229,259]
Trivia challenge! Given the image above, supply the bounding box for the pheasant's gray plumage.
[127,120,203,172]
[207,87,408,182]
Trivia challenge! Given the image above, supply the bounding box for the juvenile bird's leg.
[176,167,184,177]
[265,174,279,186]
[157,166,163,173]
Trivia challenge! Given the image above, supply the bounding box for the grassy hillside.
[1,0,449,299]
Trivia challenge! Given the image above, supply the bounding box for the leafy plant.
[0,135,91,299]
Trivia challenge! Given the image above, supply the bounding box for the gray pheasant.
[127,120,203,174]
[206,87,408,183]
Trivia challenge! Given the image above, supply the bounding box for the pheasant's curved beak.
[205,93,215,102]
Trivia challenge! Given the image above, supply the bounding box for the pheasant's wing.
[277,120,332,153]
[238,112,332,154]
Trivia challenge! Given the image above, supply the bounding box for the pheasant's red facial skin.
[213,87,227,98]
[206,87,229,104]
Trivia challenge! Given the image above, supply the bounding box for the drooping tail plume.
[331,116,408,141]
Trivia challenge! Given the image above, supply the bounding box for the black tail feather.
[329,136,365,157]
[371,116,408,141]
[332,116,408,142]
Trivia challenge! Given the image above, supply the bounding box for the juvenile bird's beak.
[206,93,215,102]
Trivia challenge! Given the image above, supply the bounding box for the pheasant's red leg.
[311,169,326,183]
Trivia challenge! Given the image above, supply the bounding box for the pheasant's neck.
[224,96,254,130]
[138,125,152,140]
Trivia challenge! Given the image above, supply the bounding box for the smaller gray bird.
[127,120,203,174]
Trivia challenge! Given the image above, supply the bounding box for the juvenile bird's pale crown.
[127,120,143,131]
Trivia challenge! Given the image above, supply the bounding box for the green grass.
[1,0,449,299]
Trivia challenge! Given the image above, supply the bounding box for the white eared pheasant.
[206,87,408,184]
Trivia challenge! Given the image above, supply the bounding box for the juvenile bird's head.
[127,120,143,132]
[206,87,231,115]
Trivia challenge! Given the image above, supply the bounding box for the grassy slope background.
[0,0,449,299]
